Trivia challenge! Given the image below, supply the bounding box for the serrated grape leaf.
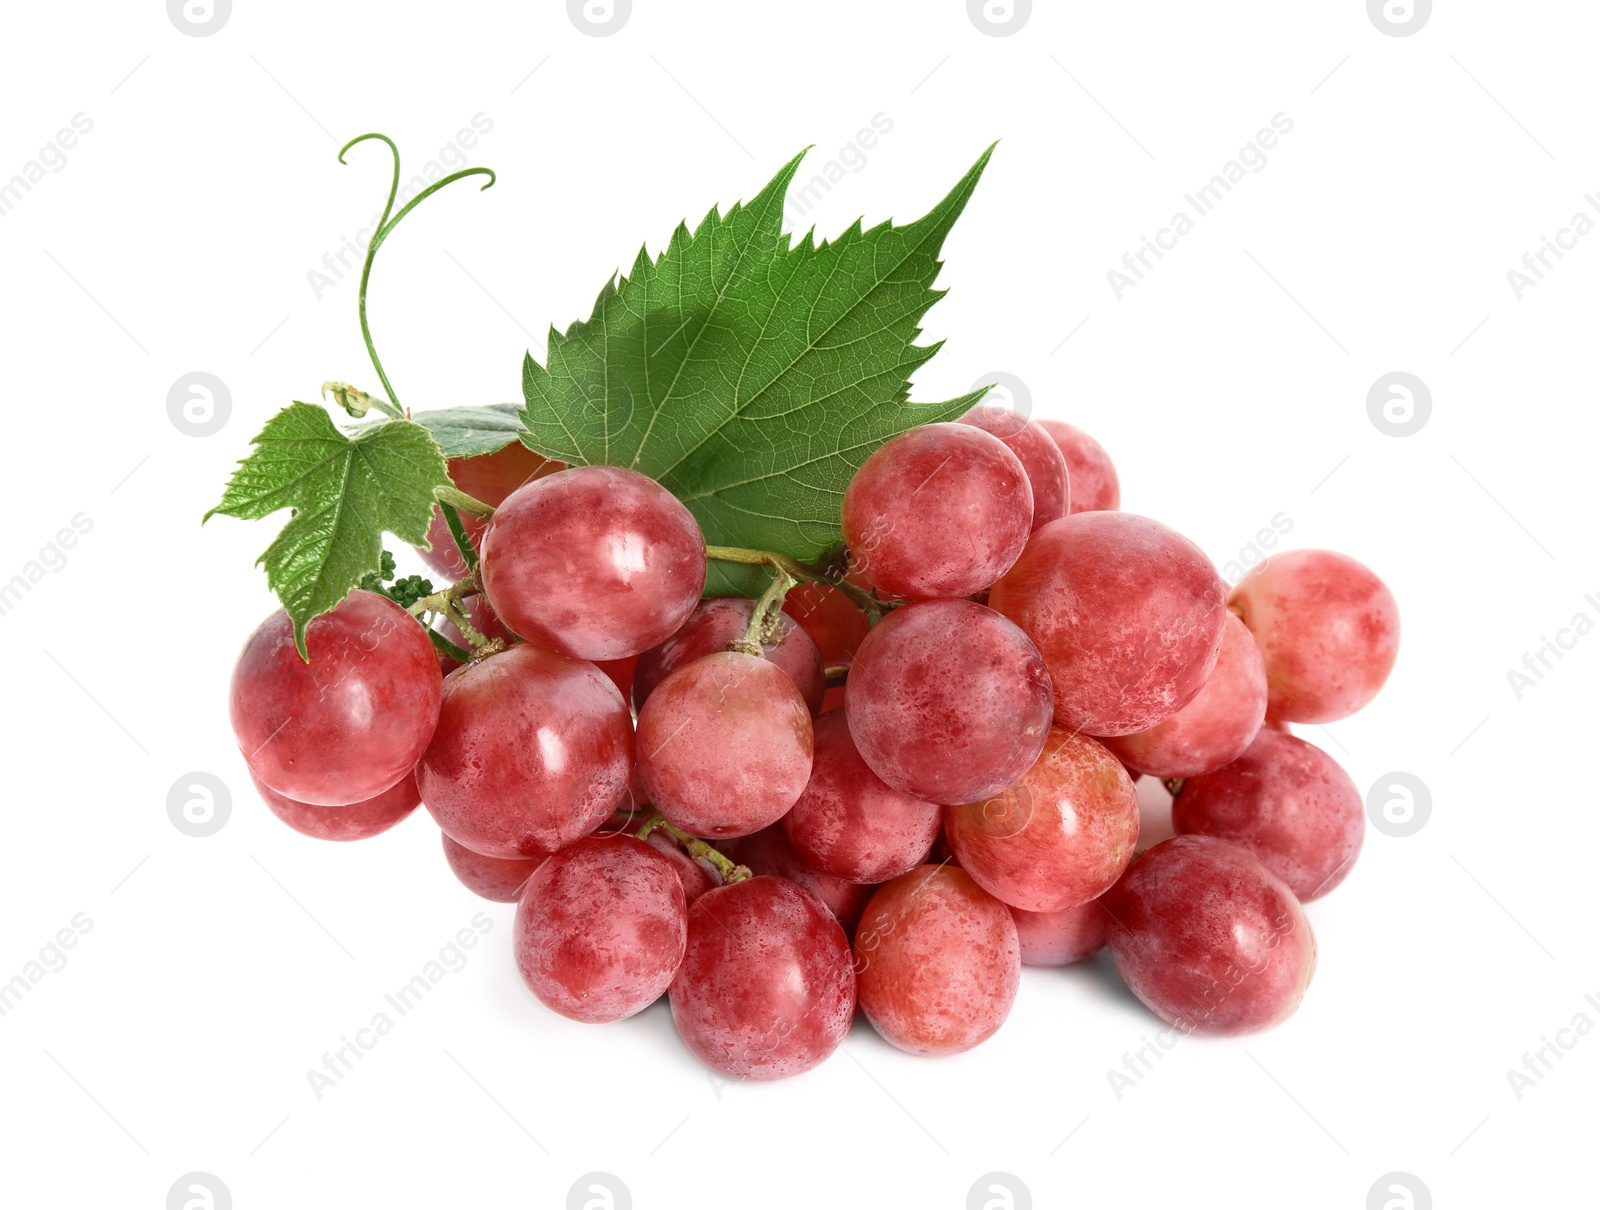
[411,403,525,459]
[519,145,995,595]
[204,402,449,657]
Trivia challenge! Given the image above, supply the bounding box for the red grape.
[643,832,718,903]
[1103,835,1317,1035]
[721,825,875,933]
[250,770,420,842]
[633,598,824,715]
[515,835,688,1023]
[441,833,545,902]
[783,710,942,885]
[1103,613,1268,777]
[1229,549,1400,723]
[854,865,1020,1056]
[845,599,1052,804]
[418,644,633,857]
[784,582,870,664]
[1011,900,1107,966]
[636,652,814,839]
[841,423,1032,601]
[596,655,638,703]
[479,465,706,661]
[1172,729,1365,901]
[1035,419,1120,513]
[944,727,1139,911]
[669,876,856,1080]
[960,404,1071,529]
[417,442,564,579]
[229,590,441,806]
[989,512,1227,736]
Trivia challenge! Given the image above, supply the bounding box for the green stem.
[407,569,481,622]
[439,502,478,571]
[730,567,798,656]
[635,814,752,885]
[436,484,496,520]
[705,544,884,622]
[424,627,472,665]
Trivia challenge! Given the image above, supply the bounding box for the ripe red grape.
[944,727,1139,911]
[854,865,1020,1056]
[720,825,875,933]
[441,833,545,902]
[636,652,814,839]
[1011,900,1107,966]
[1229,549,1400,723]
[1035,419,1119,513]
[417,442,564,579]
[669,876,856,1080]
[250,771,420,842]
[1103,835,1317,1035]
[418,644,633,858]
[595,654,638,702]
[633,597,824,715]
[784,582,870,664]
[229,590,442,806]
[989,512,1227,736]
[783,710,942,885]
[1172,729,1365,901]
[841,423,1032,600]
[479,465,706,661]
[1103,613,1268,777]
[960,404,1071,529]
[515,835,688,1023]
[846,599,1052,804]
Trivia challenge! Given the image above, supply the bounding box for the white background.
[0,2,1594,1207]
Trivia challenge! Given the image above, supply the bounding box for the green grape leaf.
[519,145,996,595]
[410,402,526,459]
[204,402,449,657]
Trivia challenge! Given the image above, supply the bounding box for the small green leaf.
[520,145,996,595]
[205,403,449,656]
[410,402,526,459]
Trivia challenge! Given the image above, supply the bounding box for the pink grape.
[633,597,824,715]
[515,835,687,1023]
[636,652,814,839]
[944,727,1139,911]
[479,465,706,661]
[846,599,1052,804]
[643,832,718,904]
[1103,835,1317,1035]
[1229,549,1400,723]
[669,876,856,1080]
[842,423,1032,601]
[1011,900,1107,966]
[441,833,545,902]
[250,771,420,842]
[989,512,1227,736]
[960,403,1071,529]
[1172,728,1365,901]
[782,710,942,885]
[1035,419,1120,513]
[229,590,441,806]
[417,442,564,579]
[1103,613,1268,778]
[418,644,633,858]
[721,825,875,933]
[854,865,1020,1056]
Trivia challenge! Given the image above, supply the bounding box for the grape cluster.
[228,406,1398,1078]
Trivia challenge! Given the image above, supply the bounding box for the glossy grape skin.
[945,728,1138,911]
[1229,549,1400,724]
[783,710,942,884]
[479,465,707,661]
[636,652,814,840]
[250,771,420,842]
[229,590,442,806]
[960,404,1071,530]
[1012,900,1108,967]
[854,865,1020,1056]
[633,598,824,715]
[841,423,1032,601]
[721,825,875,933]
[643,832,717,904]
[515,835,688,1024]
[989,512,1227,736]
[417,442,564,579]
[1035,419,1120,513]
[1103,835,1317,1035]
[1172,729,1365,901]
[846,599,1052,804]
[669,876,856,1080]
[784,582,870,665]
[442,833,545,902]
[418,644,633,858]
[1103,613,1268,778]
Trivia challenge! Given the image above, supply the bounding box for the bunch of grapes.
[228,405,1398,1079]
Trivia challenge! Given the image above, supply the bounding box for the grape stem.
[635,813,752,885]
[729,567,798,656]
[407,570,492,651]
[436,484,495,520]
[704,545,885,622]
[438,502,479,571]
